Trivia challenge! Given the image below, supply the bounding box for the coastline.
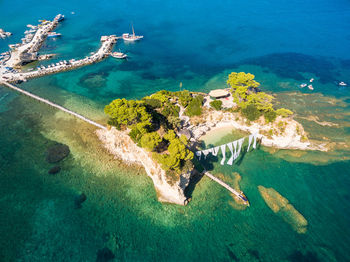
[189,110,328,152]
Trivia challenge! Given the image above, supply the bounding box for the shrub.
[241,104,261,121]
[185,95,203,117]
[276,108,293,118]
[177,90,193,107]
[210,100,222,110]
[264,110,277,123]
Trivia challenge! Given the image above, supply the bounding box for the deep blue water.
[1,0,350,261]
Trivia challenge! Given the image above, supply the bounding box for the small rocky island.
[97,72,311,205]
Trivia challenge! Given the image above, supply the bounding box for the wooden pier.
[0,81,107,130]
[203,171,249,205]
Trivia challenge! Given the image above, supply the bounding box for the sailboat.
[122,25,143,41]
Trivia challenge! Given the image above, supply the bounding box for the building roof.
[208,89,229,98]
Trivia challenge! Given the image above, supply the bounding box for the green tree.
[104,98,152,129]
[227,72,260,89]
[227,72,260,109]
[140,132,162,151]
[247,92,274,112]
[154,132,194,172]
[210,100,222,110]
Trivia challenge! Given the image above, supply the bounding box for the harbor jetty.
[1,35,117,83]
[5,14,62,67]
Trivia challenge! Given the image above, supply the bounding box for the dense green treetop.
[227,72,293,122]
[227,72,260,89]
[104,98,152,128]
[154,130,193,172]
[140,132,162,152]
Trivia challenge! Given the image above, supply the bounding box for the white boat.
[111,51,127,59]
[122,25,143,41]
[300,83,307,88]
[308,84,314,90]
[56,14,65,22]
[339,81,347,86]
[310,78,314,82]
[48,32,62,38]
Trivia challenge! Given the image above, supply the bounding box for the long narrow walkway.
[204,171,249,205]
[0,81,107,130]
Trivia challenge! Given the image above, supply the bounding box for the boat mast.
[132,25,135,37]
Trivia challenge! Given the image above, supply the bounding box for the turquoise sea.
[1,0,350,261]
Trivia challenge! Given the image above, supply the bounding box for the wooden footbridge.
[203,171,249,205]
[0,81,107,130]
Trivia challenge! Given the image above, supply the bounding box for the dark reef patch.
[241,52,339,84]
[96,247,115,262]
[46,143,70,163]
[226,247,239,261]
[247,249,260,261]
[79,72,109,89]
[75,193,87,209]
[48,165,61,175]
[288,250,320,262]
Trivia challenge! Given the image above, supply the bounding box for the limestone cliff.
[96,128,191,205]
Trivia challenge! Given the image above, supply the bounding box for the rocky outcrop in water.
[96,247,115,262]
[96,128,191,205]
[48,165,61,174]
[75,193,87,209]
[46,143,70,163]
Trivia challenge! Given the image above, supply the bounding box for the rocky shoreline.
[186,110,327,151]
[96,128,191,205]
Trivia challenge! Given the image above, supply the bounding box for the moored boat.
[111,51,127,59]
[239,191,250,206]
[56,14,65,22]
[122,25,143,41]
[300,83,307,88]
[48,32,62,38]
[339,81,347,86]
[308,84,314,90]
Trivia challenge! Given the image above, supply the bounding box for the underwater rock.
[258,185,308,234]
[46,143,70,163]
[96,247,115,262]
[74,193,87,209]
[48,165,61,175]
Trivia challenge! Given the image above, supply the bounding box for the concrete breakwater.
[5,14,61,68]
[2,35,117,83]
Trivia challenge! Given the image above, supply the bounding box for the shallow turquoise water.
[1,0,350,261]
